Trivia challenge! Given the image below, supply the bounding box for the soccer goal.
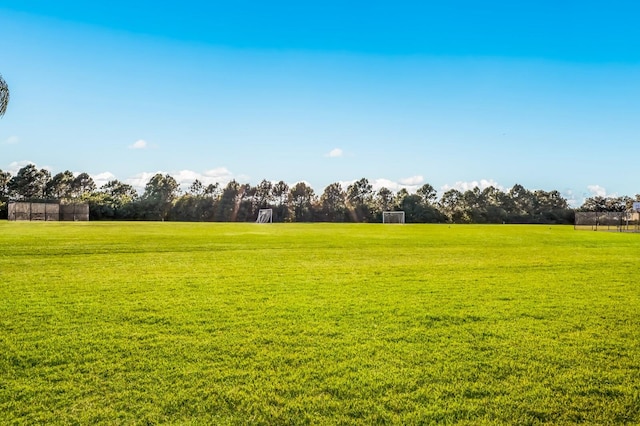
[383,211,405,224]
[256,208,273,223]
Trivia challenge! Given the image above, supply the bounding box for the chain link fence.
[8,202,89,221]
[575,211,640,232]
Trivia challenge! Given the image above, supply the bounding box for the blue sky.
[1,1,639,205]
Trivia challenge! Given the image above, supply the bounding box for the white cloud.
[326,148,343,158]
[125,168,238,192]
[399,175,424,186]
[202,167,235,182]
[562,189,581,208]
[371,178,403,191]
[91,172,117,188]
[330,178,425,194]
[587,185,607,198]
[126,171,159,190]
[7,160,35,173]
[129,139,148,149]
[5,161,52,174]
[173,168,234,187]
[441,179,504,193]
[4,135,19,145]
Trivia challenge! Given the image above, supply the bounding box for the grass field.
[1,222,639,424]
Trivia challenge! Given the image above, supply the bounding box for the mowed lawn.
[1,222,639,424]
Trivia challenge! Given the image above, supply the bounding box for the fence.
[574,211,639,232]
[7,202,89,221]
[60,204,90,221]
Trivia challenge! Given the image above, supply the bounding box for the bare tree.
[0,74,8,117]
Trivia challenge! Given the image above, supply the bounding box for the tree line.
[1,164,638,223]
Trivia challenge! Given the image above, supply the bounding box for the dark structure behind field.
[8,202,89,221]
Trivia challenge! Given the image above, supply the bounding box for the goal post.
[382,211,405,224]
[256,208,273,223]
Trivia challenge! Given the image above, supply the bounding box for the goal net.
[256,208,273,223]
[383,211,405,224]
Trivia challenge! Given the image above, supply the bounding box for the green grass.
[1,222,639,424]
